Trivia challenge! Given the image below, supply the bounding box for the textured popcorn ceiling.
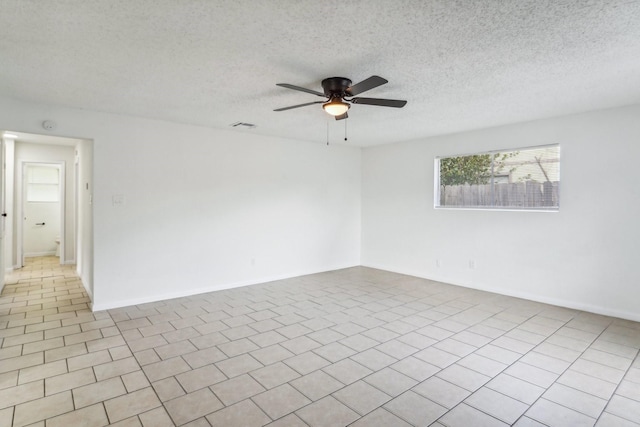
[1,0,639,146]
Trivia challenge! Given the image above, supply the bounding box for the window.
[435,145,560,210]
[26,165,60,202]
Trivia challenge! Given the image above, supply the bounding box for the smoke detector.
[42,120,57,130]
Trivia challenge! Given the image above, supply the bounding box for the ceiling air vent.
[230,122,256,129]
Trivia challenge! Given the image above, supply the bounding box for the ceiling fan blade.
[351,97,407,108]
[346,75,388,96]
[335,112,348,121]
[274,101,324,112]
[276,83,325,97]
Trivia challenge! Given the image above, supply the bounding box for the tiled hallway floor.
[1,257,640,426]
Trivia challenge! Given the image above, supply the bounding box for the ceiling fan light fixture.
[323,98,350,116]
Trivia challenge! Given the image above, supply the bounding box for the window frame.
[26,164,61,203]
[434,144,560,212]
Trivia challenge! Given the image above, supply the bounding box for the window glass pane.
[27,183,59,202]
[436,145,560,210]
[27,166,59,184]
[26,166,60,202]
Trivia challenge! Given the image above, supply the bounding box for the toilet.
[55,236,60,257]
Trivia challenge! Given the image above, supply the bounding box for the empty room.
[1,1,639,426]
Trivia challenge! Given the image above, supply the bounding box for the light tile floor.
[1,256,640,426]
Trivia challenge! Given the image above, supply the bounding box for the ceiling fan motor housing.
[321,77,352,98]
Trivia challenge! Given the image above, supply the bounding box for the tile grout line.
[510,316,619,426]
[594,347,640,426]
[416,301,550,426]
[423,301,632,424]
[5,263,640,426]
[109,305,187,426]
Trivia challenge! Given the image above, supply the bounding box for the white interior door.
[22,164,62,259]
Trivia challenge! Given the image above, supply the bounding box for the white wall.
[0,97,361,310]
[362,104,640,321]
[6,96,637,321]
[15,142,76,264]
[76,140,93,299]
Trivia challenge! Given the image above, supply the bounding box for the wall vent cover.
[230,122,256,129]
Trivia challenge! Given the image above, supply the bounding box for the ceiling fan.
[274,75,407,120]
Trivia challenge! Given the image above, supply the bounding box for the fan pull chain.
[344,118,348,142]
[326,120,329,145]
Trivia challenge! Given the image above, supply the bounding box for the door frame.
[0,137,4,292]
[17,161,66,267]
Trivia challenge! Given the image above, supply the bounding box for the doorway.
[19,162,65,265]
[1,132,91,276]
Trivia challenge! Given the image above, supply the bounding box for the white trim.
[434,207,559,213]
[18,161,66,266]
[361,262,640,323]
[435,144,560,211]
[434,142,560,160]
[24,251,56,257]
[0,137,5,293]
[82,277,93,302]
[91,263,358,311]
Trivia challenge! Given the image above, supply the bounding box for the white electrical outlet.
[436,259,441,267]
[469,260,476,269]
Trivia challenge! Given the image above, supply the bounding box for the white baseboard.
[24,251,56,257]
[91,263,359,312]
[361,262,640,323]
[82,280,93,302]
[89,261,640,322]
